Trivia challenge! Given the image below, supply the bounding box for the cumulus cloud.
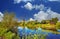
[14,0,34,4]
[29,18,34,21]
[33,5,60,22]
[22,3,60,21]
[34,11,48,22]
[14,0,60,4]
[48,0,60,1]
[43,0,60,2]
[24,4,60,22]
[33,4,46,10]
[0,12,3,22]
[24,2,33,10]
[22,3,47,10]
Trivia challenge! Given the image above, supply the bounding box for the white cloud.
[34,11,48,22]
[21,2,60,22]
[22,3,47,10]
[33,5,60,22]
[14,0,34,4]
[33,4,45,10]
[14,0,60,4]
[23,4,60,22]
[29,18,34,21]
[43,0,60,2]
[14,0,21,4]
[48,0,60,1]
[24,2,33,10]
[0,12,3,22]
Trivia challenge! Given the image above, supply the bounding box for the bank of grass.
[0,26,60,39]
[0,27,60,39]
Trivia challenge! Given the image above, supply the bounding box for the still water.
[17,27,60,39]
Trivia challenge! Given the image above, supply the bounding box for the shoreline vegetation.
[0,11,60,39]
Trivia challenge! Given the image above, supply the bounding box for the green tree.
[51,17,58,24]
[56,22,60,29]
[41,20,46,24]
[1,11,18,36]
[2,11,18,29]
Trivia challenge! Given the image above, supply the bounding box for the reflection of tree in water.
[18,28,48,39]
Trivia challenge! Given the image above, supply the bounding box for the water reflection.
[17,26,60,39]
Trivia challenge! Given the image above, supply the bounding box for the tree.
[2,11,18,28]
[56,22,60,30]
[51,17,58,24]
[1,11,18,36]
[41,20,46,24]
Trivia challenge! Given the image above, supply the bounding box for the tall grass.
[19,32,47,39]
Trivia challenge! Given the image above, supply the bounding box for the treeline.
[0,11,60,31]
[18,17,60,30]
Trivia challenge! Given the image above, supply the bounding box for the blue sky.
[0,0,60,21]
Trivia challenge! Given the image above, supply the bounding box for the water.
[17,27,60,39]
[47,33,60,39]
